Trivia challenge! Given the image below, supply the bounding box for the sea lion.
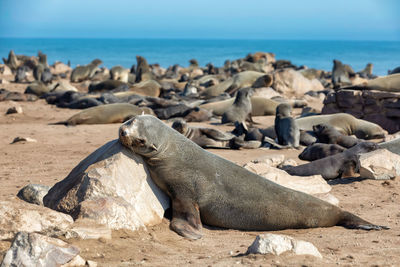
[88,80,129,93]
[274,103,300,148]
[284,142,378,180]
[3,50,20,70]
[171,119,234,148]
[298,143,346,161]
[201,71,264,97]
[358,63,374,78]
[14,66,30,83]
[294,113,386,139]
[332,59,352,88]
[378,137,400,155]
[70,59,102,82]
[119,115,387,240]
[57,103,154,125]
[342,73,400,92]
[313,123,361,148]
[135,56,153,82]
[110,66,129,83]
[221,88,253,124]
[200,96,279,117]
[388,66,400,75]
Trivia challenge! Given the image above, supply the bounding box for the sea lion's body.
[221,88,252,124]
[274,103,299,148]
[60,103,153,125]
[295,113,386,139]
[171,120,233,148]
[200,96,279,116]
[119,115,387,239]
[343,73,400,92]
[71,59,102,82]
[299,143,346,161]
[285,142,377,180]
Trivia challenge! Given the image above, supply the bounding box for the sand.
[0,76,399,266]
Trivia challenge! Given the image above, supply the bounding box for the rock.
[0,64,12,75]
[17,184,50,205]
[1,232,81,267]
[10,137,37,144]
[247,233,322,258]
[273,69,323,97]
[86,260,98,267]
[62,255,86,266]
[0,79,9,84]
[51,80,78,92]
[250,154,285,167]
[359,149,400,180]
[5,105,23,115]
[0,200,73,240]
[244,162,338,205]
[43,139,170,232]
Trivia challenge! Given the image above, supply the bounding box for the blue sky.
[0,0,399,40]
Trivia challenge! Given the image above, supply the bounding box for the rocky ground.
[1,72,399,266]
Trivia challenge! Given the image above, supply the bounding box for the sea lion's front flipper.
[170,198,203,240]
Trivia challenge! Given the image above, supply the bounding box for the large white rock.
[359,149,400,180]
[247,233,322,258]
[244,161,339,206]
[43,139,170,232]
[273,69,324,97]
[1,232,82,267]
[0,200,73,240]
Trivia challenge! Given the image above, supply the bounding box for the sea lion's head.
[171,119,188,136]
[119,115,163,157]
[275,103,292,117]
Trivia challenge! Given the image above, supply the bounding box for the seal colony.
[119,115,388,239]
[1,49,397,248]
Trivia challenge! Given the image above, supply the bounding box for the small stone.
[247,233,322,258]
[17,184,50,206]
[86,260,98,267]
[5,106,23,115]
[10,137,37,144]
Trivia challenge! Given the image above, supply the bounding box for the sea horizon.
[1,38,399,76]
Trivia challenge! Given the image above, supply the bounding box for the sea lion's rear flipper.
[201,128,235,141]
[339,211,389,230]
[170,198,203,240]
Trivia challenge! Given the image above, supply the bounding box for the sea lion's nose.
[119,127,127,137]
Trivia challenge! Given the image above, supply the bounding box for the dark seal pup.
[313,123,361,148]
[285,142,378,180]
[274,103,300,148]
[299,143,346,161]
[119,115,387,240]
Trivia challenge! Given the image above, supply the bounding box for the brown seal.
[119,115,388,240]
[298,143,346,161]
[284,142,377,180]
[221,88,253,124]
[313,123,361,148]
[57,103,154,125]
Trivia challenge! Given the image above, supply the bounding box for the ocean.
[0,38,399,76]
